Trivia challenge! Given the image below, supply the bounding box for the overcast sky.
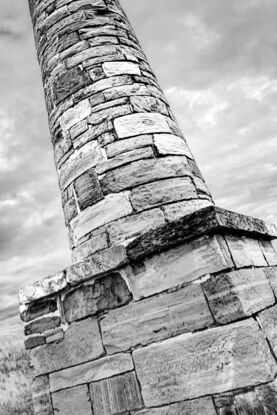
[0,0,277,340]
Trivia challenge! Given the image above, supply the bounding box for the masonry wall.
[28,0,213,262]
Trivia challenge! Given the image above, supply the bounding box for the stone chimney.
[20,1,277,414]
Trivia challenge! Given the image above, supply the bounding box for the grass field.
[0,342,34,415]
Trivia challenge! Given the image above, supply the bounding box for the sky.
[0,0,277,342]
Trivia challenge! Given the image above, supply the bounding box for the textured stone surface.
[74,167,103,211]
[202,268,275,324]
[134,397,217,415]
[258,305,277,357]
[153,133,192,157]
[106,134,153,158]
[133,319,277,406]
[130,177,197,212]
[264,267,277,296]
[50,353,133,392]
[63,273,132,322]
[225,235,267,268]
[60,99,91,131]
[71,192,132,240]
[71,231,108,262]
[114,113,171,138]
[103,61,141,76]
[31,318,104,375]
[260,239,277,266]
[52,385,92,415]
[25,335,46,350]
[32,375,53,415]
[25,316,61,336]
[163,199,213,221]
[127,235,232,300]
[101,283,213,353]
[90,372,143,415]
[21,298,57,322]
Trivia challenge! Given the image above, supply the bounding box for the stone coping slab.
[19,206,277,305]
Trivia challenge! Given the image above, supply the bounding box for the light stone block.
[60,99,91,131]
[163,199,213,221]
[71,192,133,241]
[52,385,92,415]
[104,84,149,101]
[71,232,108,262]
[225,235,267,268]
[154,133,192,158]
[114,113,171,138]
[133,319,277,406]
[258,305,277,357]
[50,353,133,392]
[260,240,277,266]
[133,397,217,415]
[58,141,106,190]
[103,61,141,77]
[126,235,233,300]
[106,135,153,158]
[101,284,213,354]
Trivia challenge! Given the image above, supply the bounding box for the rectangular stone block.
[131,96,168,115]
[67,45,118,67]
[71,231,109,262]
[87,103,132,126]
[134,397,217,415]
[53,66,90,103]
[106,134,153,158]
[133,319,277,406]
[104,83,149,101]
[50,353,133,392]
[153,133,192,158]
[90,372,143,415]
[101,157,191,194]
[73,167,103,211]
[260,239,277,266]
[114,113,171,138]
[60,99,91,131]
[130,177,197,212]
[106,208,165,246]
[71,192,133,241]
[101,283,213,354]
[63,273,132,322]
[74,74,133,98]
[31,318,104,375]
[52,385,92,415]
[126,235,233,300]
[258,305,277,357]
[20,298,57,322]
[103,61,141,76]
[264,267,277,297]
[32,375,53,415]
[202,268,275,324]
[163,199,213,222]
[25,316,61,336]
[225,235,267,268]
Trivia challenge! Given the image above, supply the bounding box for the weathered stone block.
[74,167,103,211]
[50,353,133,392]
[131,96,168,115]
[74,74,133,98]
[32,375,53,415]
[104,83,149,101]
[60,99,91,131]
[71,192,133,241]
[163,199,213,222]
[153,133,192,158]
[258,305,277,357]
[71,231,109,262]
[31,318,104,375]
[70,120,88,140]
[63,273,132,322]
[106,208,165,246]
[114,113,171,138]
[134,397,217,415]
[106,134,153,158]
[63,197,78,225]
[260,239,277,266]
[103,61,141,76]
[101,157,191,194]
[101,283,213,354]
[20,298,57,322]
[214,390,266,415]
[53,66,90,103]
[66,44,118,67]
[25,316,61,336]
[25,335,46,350]
[90,372,143,415]
[130,177,197,212]
[202,268,275,324]
[256,378,277,414]
[126,235,232,300]
[87,103,132,126]
[225,235,267,268]
[52,385,92,415]
[133,319,277,406]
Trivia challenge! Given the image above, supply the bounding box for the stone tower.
[20,1,277,414]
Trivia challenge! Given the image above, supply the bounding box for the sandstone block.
[133,397,217,415]
[52,385,92,415]
[60,99,91,131]
[126,235,232,300]
[25,316,61,336]
[31,318,104,375]
[63,273,132,322]
[71,232,109,262]
[106,134,153,158]
[258,305,277,357]
[225,235,267,268]
[153,133,192,157]
[163,199,213,222]
[101,283,213,354]
[50,353,133,392]
[130,177,197,212]
[133,319,277,406]
[114,113,171,138]
[71,192,133,241]
[101,157,192,194]
[202,268,275,324]
[73,167,103,211]
[90,372,143,415]
[103,61,141,77]
[106,208,165,246]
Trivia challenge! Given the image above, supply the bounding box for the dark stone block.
[74,167,103,211]
[25,316,61,336]
[53,66,90,103]
[25,335,46,350]
[21,298,57,322]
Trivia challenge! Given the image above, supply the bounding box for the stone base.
[19,207,277,415]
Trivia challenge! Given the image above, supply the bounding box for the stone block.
[50,353,133,392]
[74,167,103,211]
[103,61,141,76]
[101,283,213,354]
[202,268,275,324]
[256,378,277,414]
[88,36,119,48]
[20,298,57,322]
[68,0,106,13]
[58,140,106,190]
[214,390,266,415]
[87,103,132,126]
[32,375,53,415]
[133,397,217,415]
[74,74,133,98]
[153,133,192,158]
[25,335,46,350]
[63,197,78,225]
[101,157,191,194]
[106,134,153,158]
[63,273,132,322]
[71,231,109,262]
[106,208,165,246]
[53,66,90,103]
[25,316,61,336]
[126,235,233,300]
[89,372,143,415]
[31,318,104,375]
[131,96,168,115]
[133,319,277,406]
[163,199,213,222]
[104,83,149,101]
[52,385,92,415]
[70,120,88,140]
[114,113,171,138]
[96,146,154,175]
[130,177,197,212]
[225,235,267,268]
[260,239,277,266]
[264,267,277,297]
[71,192,133,241]
[67,44,118,67]
[258,305,277,357]
[60,99,91,131]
